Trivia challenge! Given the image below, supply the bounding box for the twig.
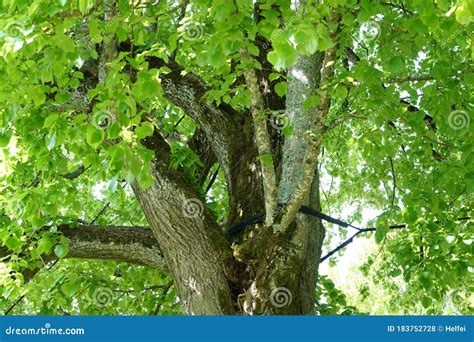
[380,1,414,15]
[4,259,59,315]
[320,225,405,262]
[387,69,473,84]
[170,0,189,60]
[325,112,367,131]
[61,165,90,180]
[90,182,128,224]
[112,285,170,294]
[319,217,471,263]
[205,166,220,195]
[151,283,172,315]
[389,157,397,206]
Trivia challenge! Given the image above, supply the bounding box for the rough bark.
[149,57,265,226]
[234,52,327,314]
[278,16,339,231]
[241,49,278,225]
[132,130,236,315]
[131,11,337,315]
[62,224,167,270]
[0,224,167,283]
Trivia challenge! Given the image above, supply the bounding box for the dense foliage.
[0,0,472,315]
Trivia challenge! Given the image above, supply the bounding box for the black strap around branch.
[225,205,471,263]
[225,205,357,238]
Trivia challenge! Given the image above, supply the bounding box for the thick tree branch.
[61,224,166,270]
[132,130,235,314]
[148,58,239,175]
[278,20,339,231]
[241,49,277,225]
[0,224,167,273]
[188,128,217,188]
[148,57,265,225]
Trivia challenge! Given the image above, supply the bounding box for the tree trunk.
[129,50,328,314]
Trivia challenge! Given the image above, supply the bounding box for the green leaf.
[267,41,297,71]
[316,24,334,51]
[61,281,77,297]
[334,85,348,99]
[421,296,432,309]
[54,244,68,258]
[269,72,280,81]
[257,154,273,168]
[440,240,450,254]
[274,82,287,97]
[390,268,402,277]
[304,96,321,110]
[45,132,56,151]
[137,170,155,189]
[89,18,102,43]
[43,114,59,128]
[5,235,21,252]
[29,86,46,107]
[86,126,105,148]
[0,129,12,147]
[37,235,54,255]
[107,122,121,139]
[78,0,93,14]
[294,28,318,55]
[135,122,154,139]
[375,224,389,243]
[386,57,406,73]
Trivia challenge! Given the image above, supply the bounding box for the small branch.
[4,260,59,315]
[380,1,414,15]
[240,48,277,226]
[112,285,170,294]
[448,188,466,207]
[170,0,189,60]
[320,230,363,262]
[89,182,127,224]
[320,225,405,262]
[325,111,366,131]
[90,202,111,224]
[151,283,173,315]
[60,165,90,180]
[345,47,361,64]
[387,69,473,84]
[423,135,453,147]
[320,217,471,263]
[389,157,397,206]
[205,166,220,195]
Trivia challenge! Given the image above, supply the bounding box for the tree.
[0,0,472,315]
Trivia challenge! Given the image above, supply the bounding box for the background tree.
[0,0,472,315]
